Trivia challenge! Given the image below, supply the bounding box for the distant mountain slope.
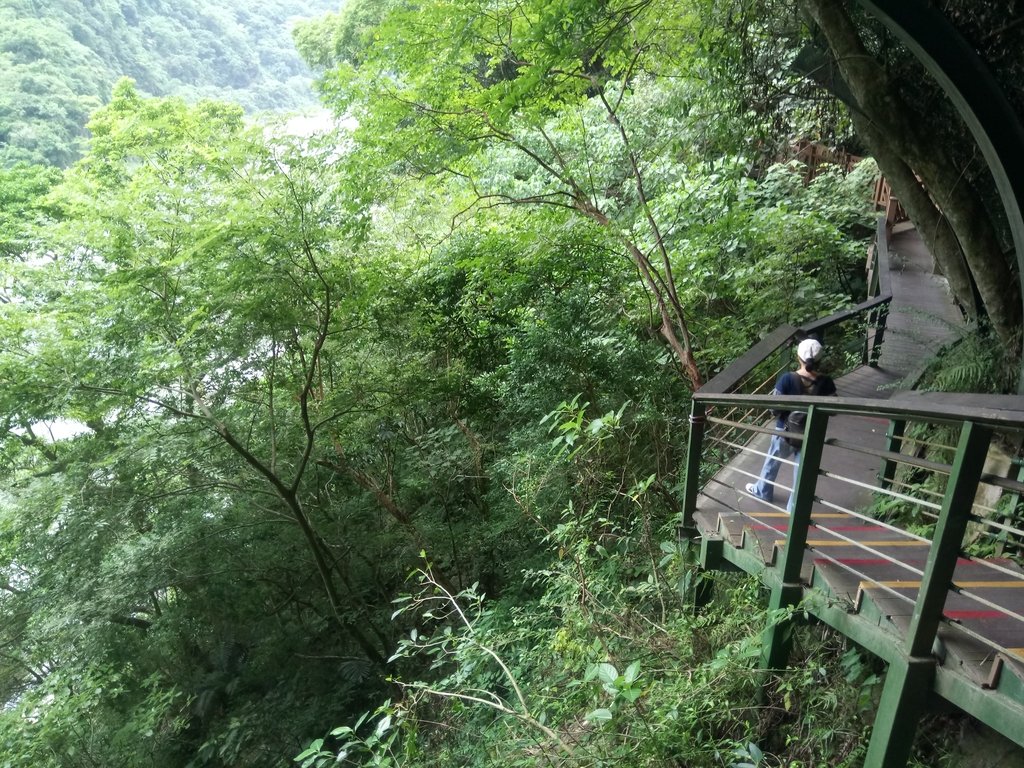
[0,0,338,167]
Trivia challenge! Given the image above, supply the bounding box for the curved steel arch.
[856,0,1024,332]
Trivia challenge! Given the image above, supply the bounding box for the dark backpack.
[783,375,834,448]
[783,410,808,448]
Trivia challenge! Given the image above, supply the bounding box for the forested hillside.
[1,0,1019,766]
[0,0,336,166]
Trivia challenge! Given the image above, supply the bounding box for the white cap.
[797,338,823,362]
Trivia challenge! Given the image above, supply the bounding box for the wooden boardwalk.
[692,223,1024,750]
[698,222,964,535]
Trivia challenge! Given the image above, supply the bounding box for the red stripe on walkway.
[944,610,1006,620]
[813,557,973,566]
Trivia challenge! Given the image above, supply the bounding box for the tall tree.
[704,0,1022,348]
[301,0,716,387]
[0,83,405,762]
[800,0,1021,347]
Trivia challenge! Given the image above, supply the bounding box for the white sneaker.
[745,483,770,502]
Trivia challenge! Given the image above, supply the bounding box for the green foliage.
[301,412,881,767]
[311,0,877,378]
[0,2,898,765]
[0,0,338,167]
[0,161,60,257]
[292,0,399,71]
[921,324,1020,396]
[0,88,397,765]
[688,0,857,165]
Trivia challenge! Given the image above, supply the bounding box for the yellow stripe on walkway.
[1008,649,1024,660]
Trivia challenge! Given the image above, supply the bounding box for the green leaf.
[294,739,324,761]
[595,663,618,686]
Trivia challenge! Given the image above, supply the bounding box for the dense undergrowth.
[295,409,889,768]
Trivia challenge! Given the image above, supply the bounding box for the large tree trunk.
[851,114,980,319]
[802,0,1021,346]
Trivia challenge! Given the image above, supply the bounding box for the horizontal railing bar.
[958,553,1024,580]
[712,409,770,428]
[818,505,933,545]
[954,589,1024,623]
[818,566,917,607]
[720,402,769,420]
[811,548,917,589]
[968,515,1024,539]
[714,437,796,466]
[710,431,759,450]
[811,493,913,529]
[887,480,944,513]
[699,476,744,508]
[827,565,922,604]
[818,468,943,513]
[700,475,790,514]
[710,407,768,429]
[887,480,943,499]
[709,432,761,453]
[801,295,892,336]
[811,551,918,607]
[980,472,1024,495]
[701,325,800,395]
[938,620,1016,661]
[825,437,953,475]
[888,434,958,454]
[851,581,917,606]
[733,363,789,396]
[812,494,932,545]
[694,392,1024,430]
[893,390,1024,413]
[957,566,1024,588]
[704,432,756,453]
[707,416,783,439]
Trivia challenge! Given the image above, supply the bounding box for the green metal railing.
[681,216,1024,767]
[682,216,894,535]
[687,391,1024,763]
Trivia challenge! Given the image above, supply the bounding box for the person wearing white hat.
[745,337,836,512]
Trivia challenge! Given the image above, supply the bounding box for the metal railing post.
[680,400,707,535]
[878,419,906,491]
[761,406,830,671]
[870,304,890,367]
[995,458,1024,557]
[869,214,891,368]
[863,243,881,366]
[865,420,992,768]
[906,420,992,656]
